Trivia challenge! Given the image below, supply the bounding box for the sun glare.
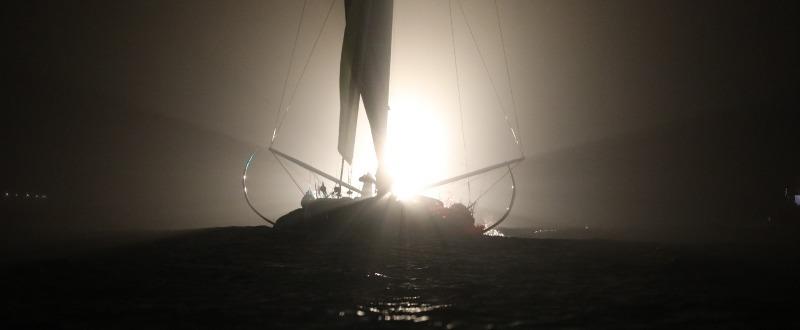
[349,94,450,200]
[385,96,448,199]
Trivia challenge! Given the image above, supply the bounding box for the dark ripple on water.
[232,231,770,329]
[2,227,798,328]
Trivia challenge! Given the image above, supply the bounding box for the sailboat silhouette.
[243,0,524,235]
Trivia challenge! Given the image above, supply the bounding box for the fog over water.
[2,0,797,243]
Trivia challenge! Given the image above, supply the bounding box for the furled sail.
[338,0,393,166]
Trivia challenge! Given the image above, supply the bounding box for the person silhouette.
[359,173,376,198]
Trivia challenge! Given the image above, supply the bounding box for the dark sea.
[2,226,798,328]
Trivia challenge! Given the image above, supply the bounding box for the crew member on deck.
[359,173,376,198]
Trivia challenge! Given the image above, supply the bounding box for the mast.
[338,0,393,192]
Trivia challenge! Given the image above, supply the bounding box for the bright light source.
[794,195,800,207]
[384,95,448,200]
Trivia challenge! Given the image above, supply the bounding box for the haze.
[2,0,796,243]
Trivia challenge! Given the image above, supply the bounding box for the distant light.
[794,195,800,207]
[3,192,8,197]
[35,195,39,198]
[25,193,30,198]
[42,195,47,199]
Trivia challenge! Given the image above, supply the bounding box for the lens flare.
[385,96,448,199]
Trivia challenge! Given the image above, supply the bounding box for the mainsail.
[338,0,393,170]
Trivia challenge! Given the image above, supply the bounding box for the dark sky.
[2,0,797,241]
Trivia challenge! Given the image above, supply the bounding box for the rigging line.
[271,151,305,195]
[448,0,472,203]
[270,0,308,146]
[272,0,337,144]
[455,0,520,148]
[347,165,352,186]
[493,0,524,156]
[242,151,275,225]
[481,164,517,233]
[467,160,518,210]
[338,157,345,187]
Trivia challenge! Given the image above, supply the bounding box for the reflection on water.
[4,227,794,328]
[347,268,454,324]
[483,229,505,237]
[360,296,450,323]
[367,272,391,279]
[336,296,450,323]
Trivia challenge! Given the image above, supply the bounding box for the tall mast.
[338,0,393,192]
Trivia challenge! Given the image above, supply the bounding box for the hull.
[273,196,482,241]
